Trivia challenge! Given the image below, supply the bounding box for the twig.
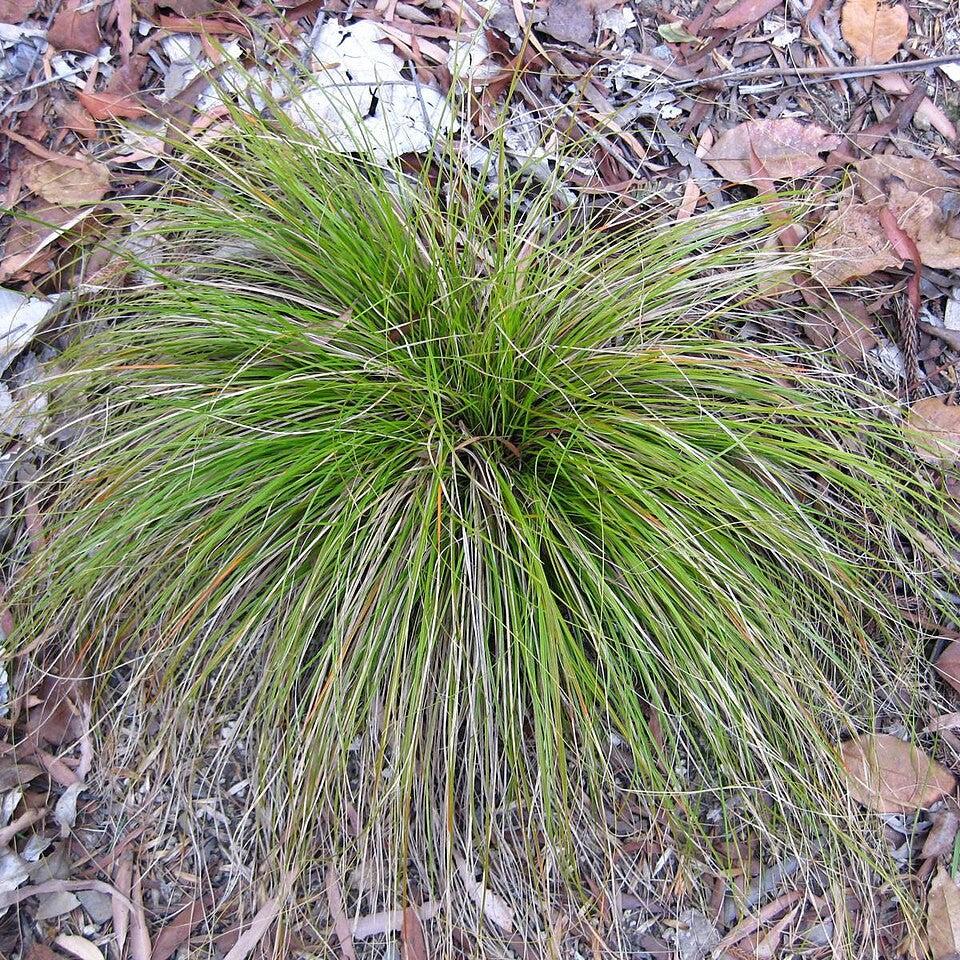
[663,53,960,90]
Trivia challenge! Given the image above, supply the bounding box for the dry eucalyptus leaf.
[909,399,960,466]
[539,0,596,46]
[840,0,908,64]
[923,809,960,859]
[53,935,105,960]
[0,0,36,22]
[47,0,101,54]
[34,889,81,921]
[938,643,960,696]
[929,867,960,960]
[854,156,960,269]
[457,858,514,932]
[705,119,841,184]
[810,202,899,285]
[841,733,955,813]
[25,160,110,207]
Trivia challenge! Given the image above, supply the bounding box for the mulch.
[1,0,959,956]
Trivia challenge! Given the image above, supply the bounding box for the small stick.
[664,53,960,90]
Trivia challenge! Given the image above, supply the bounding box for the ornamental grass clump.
[12,110,955,944]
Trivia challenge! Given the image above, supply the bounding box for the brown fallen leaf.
[152,895,208,960]
[0,0,36,22]
[130,867,152,960]
[929,866,960,960]
[539,0,596,45]
[937,643,960,696]
[810,201,899,285]
[874,73,958,141]
[402,906,428,960]
[854,156,960,269]
[705,119,841,184]
[909,398,960,466]
[710,0,782,30]
[56,101,99,141]
[922,809,960,859]
[325,865,357,960]
[840,0,908,65]
[841,733,955,813]
[47,0,102,54]
[78,90,148,121]
[25,160,110,207]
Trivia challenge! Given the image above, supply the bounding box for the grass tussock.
[11,109,957,949]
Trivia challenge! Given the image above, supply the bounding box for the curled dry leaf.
[922,809,960,859]
[908,398,960,466]
[854,156,960,270]
[841,733,955,813]
[705,119,841,185]
[840,0,908,64]
[937,642,960,696]
[25,160,110,207]
[929,866,960,960]
[810,201,899,285]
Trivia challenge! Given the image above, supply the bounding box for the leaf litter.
[1,0,960,956]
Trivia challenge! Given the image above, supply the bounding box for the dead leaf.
[77,90,148,121]
[938,643,960,695]
[909,399,960,466]
[705,119,841,184]
[853,157,960,269]
[352,902,440,939]
[755,905,799,960]
[811,201,899,285]
[0,759,41,791]
[152,895,208,960]
[0,0,36,22]
[539,0,596,45]
[47,0,102,54]
[223,884,286,960]
[34,890,81,921]
[874,73,958,140]
[130,867,152,960]
[402,906,428,960]
[25,160,110,207]
[113,853,132,958]
[711,0,782,30]
[923,809,960,859]
[840,0,908,64]
[325,865,357,960]
[56,101,99,140]
[54,782,84,836]
[0,203,92,280]
[456,858,514,933]
[929,867,960,960]
[53,935,105,960]
[841,733,955,813]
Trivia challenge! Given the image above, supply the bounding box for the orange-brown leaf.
[841,734,955,813]
[928,867,960,960]
[705,119,841,184]
[908,399,960,467]
[840,0,908,64]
